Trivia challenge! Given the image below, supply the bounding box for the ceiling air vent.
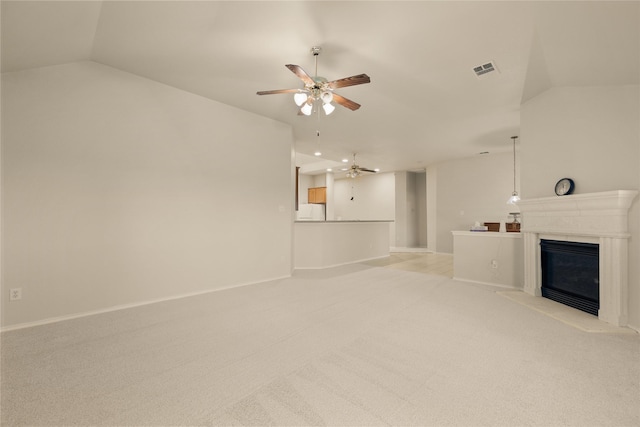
[472,61,499,78]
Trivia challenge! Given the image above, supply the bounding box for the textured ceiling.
[2,1,638,174]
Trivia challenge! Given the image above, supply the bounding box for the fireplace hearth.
[541,239,599,316]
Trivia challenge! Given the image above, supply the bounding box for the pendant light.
[507,136,520,204]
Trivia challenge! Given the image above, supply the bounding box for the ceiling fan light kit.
[300,102,313,116]
[346,153,377,179]
[293,91,308,106]
[322,102,335,115]
[257,46,370,116]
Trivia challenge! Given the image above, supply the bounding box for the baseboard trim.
[1,274,292,333]
[390,247,434,253]
[453,276,521,290]
[294,254,390,270]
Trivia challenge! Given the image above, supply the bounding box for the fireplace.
[517,190,637,327]
[540,239,599,316]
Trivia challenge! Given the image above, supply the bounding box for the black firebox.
[540,239,600,316]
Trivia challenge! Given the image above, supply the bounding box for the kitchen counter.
[295,220,392,223]
[451,230,523,288]
[294,220,392,269]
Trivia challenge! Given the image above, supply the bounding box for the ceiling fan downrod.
[311,46,321,78]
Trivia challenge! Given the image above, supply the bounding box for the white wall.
[298,174,313,204]
[432,152,517,254]
[324,173,335,220]
[333,172,395,221]
[313,175,327,187]
[1,61,294,328]
[416,172,427,248]
[520,85,640,330]
[394,171,424,249]
[333,172,396,243]
[394,172,408,247]
[426,167,437,251]
[405,172,419,247]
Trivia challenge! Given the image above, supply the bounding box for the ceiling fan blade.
[256,88,300,95]
[328,74,371,89]
[360,168,377,173]
[332,93,361,111]
[285,64,315,86]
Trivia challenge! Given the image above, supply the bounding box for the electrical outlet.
[491,260,498,269]
[10,288,22,301]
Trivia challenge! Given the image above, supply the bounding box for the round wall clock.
[554,178,575,196]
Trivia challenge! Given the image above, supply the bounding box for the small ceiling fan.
[345,153,377,178]
[257,46,370,116]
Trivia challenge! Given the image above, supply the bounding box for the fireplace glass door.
[540,239,599,316]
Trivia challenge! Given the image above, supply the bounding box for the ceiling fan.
[257,46,370,116]
[345,153,377,178]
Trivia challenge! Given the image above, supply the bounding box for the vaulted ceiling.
[2,1,638,174]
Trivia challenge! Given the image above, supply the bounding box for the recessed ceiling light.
[374,168,380,172]
[326,168,332,172]
[314,151,322,156]
[342,158,349,163]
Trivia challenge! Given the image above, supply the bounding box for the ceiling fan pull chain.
[314,130,321,156]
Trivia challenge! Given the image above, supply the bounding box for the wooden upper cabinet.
[308,186,327,204]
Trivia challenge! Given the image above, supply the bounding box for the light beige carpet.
[2,265,639,426]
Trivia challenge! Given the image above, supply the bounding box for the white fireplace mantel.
[517,190,638,327]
